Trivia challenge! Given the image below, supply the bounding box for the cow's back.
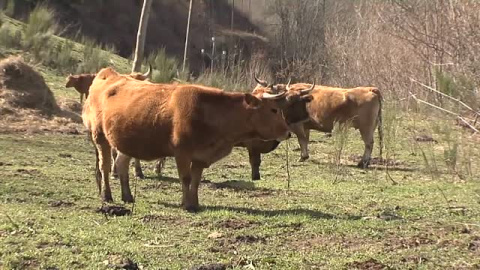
[293,85,380,131]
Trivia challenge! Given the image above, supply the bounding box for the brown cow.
[66,66,152,179]
[253,78,383,168]
[82,67,313,212]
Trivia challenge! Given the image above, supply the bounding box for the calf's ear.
[244,93,261,109]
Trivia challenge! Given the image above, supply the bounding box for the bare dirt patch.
[0,56,84,134]
[349,155,405,167]
[95,205,131,216]
[48,200,75,208]
[190,263,228,270]
[232,235,267,244]
[468,236,480,252]
[105,254,139,270]
[414,134,437,143]
[346,258,389,270]
[141,214,187,226]
[216,218,260,230]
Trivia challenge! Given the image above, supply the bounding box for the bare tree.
[132,0,153,73]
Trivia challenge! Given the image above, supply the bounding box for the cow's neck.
[213,95,258,144]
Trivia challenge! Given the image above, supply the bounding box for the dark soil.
[48,200,75,208]
[190,263,228,270]
[96,205,131,216]
[216,218,260,230]
[347,258,389,270]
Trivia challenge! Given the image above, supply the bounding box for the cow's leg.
[134,159,145,179]
[290,123,310,161]
[358,125,375,169]
[248,148,261,180]
[188,161,205,212]
[174,155,192,210]
[115,152,134,203]
[154,157,166,176]
[93,134,113,202]
[80,93,83,104]
[111,148,118,179]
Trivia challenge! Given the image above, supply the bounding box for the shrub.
[22,5,57,49]
[77,38,109,73]
[146,48,178,83]
[0,23,21,48]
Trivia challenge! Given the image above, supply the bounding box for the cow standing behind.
[253,79,383,169]
[82,68,313,212]
[66,66,152,179]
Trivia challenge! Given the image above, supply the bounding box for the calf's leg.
[93,133,113,202]
[175,155,192,210]
[134,159,145,179]
[248,148,261,180]
[358,125,375,169]
[115,152,135,203]
[189,161,205,212]
[291,123,310,161]
[154,157,166,176]
[111,148,118,179]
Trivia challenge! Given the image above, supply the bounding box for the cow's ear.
[301,95,313,103]
[244,93,261,109]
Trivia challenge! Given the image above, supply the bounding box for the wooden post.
[182,0,193,72]
[132,0,153,73]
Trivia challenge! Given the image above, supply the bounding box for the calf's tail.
[375,89,384,158]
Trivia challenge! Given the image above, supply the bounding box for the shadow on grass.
[142,177,275,193]
[159,202,362,220]
[309,159,417,172]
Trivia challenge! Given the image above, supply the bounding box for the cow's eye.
[271,108,278,114]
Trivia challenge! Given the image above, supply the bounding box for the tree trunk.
[132,0,153,73]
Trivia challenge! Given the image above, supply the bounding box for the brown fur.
[252,83,383,168]
[83,68,310,211]
[65,73,96,103]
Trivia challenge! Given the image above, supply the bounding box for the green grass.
[0,9,479,270]
[0,118,479,269]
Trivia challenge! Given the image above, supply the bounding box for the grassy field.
[1,10,479,270]
[1,114,479,269]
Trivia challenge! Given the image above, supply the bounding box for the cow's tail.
[375,88,384,159]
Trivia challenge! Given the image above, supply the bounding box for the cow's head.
[129,64,152,81]
[252,75,314,125]
[243,90,291,141]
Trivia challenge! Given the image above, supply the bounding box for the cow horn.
[301,80,315,95]
[143,64,152,78]
[262,91,287,99]
[286,78,292,91]
[254,73,268,87]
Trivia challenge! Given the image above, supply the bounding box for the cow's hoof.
[122,195,135,203]
[135,172,145,179]
[184,204,200,213]
[357,160,370,169]
[298,156,309,162]
[102,193,113,203]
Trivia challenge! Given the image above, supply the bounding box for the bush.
[146,48,178,83]
[77,38,109,73]
[22,5,57,49]
[0,23,21,48]
[48,40,77,74]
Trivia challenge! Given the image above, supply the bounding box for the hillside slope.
[6,0,268,73]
